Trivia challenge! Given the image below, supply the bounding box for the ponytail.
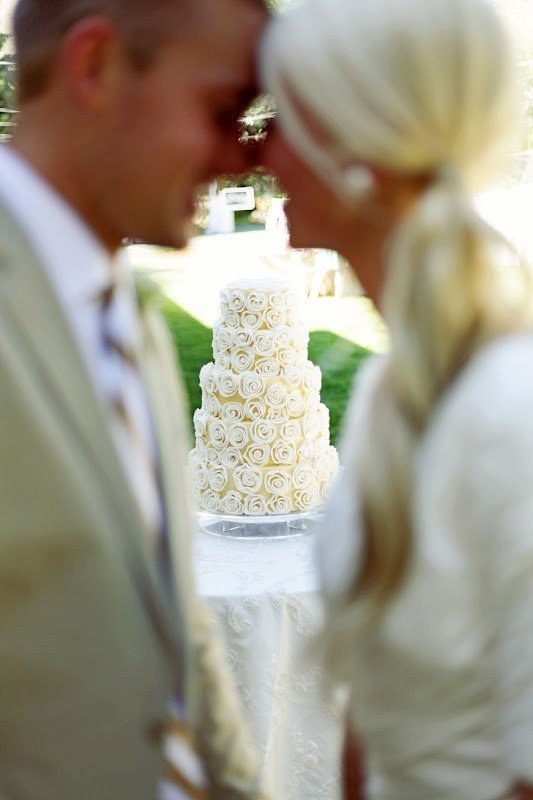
[354,174,532,610]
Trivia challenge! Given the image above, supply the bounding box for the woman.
[260,0,533,798]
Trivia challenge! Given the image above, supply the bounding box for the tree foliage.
[0,35,15,139]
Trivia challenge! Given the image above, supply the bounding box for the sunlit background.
[0,0,531,442]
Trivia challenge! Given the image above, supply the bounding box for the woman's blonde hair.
[262,0,532,630]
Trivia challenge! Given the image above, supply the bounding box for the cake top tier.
[224,277,299,293]
[219,278,304,331]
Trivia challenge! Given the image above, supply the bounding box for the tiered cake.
[189,278,339,516]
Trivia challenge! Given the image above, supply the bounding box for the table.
[194,517,344,800]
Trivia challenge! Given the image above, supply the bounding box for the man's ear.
[57,17,122,109]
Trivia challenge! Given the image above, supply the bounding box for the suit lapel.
[0,205,148,549]
[0,205,184,687]
[138,308,196,687]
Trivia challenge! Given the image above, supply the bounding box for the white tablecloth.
[194,526,344,800]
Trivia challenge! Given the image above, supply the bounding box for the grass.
[161,298,374,446]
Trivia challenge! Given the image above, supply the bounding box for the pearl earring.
[343,165,376,202]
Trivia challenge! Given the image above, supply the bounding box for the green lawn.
[161,298,373,446]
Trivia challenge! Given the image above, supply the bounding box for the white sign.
[220,187,255,212]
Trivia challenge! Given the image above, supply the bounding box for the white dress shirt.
[318,334,533,800]
[0,144,161,536]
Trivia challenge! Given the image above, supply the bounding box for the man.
[0,0,268,797]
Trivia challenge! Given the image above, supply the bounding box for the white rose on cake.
[254,330,277,357]
[216,370,238,397]
[268,291,285,310]
[318,404,330,428]
[329,446,339,473]
[267,495,292,515]
[271,441,296,465]
[316,454,332,481]
[221,447,243,468]
[287,390,305,417]
[245,441,270,467]
[233,464,263,494]
[314,436,329,456]
[294,350,307,368]
[268,406,289,423]
[224,310,240,328]
[285,289,299,310]
[193,486,203,509]
[244,495,267,516]
[208,464,228,492]
[298,440,315,464]
[245,290,268,313]
[216,353,231,370]
[209,420,228,449]
[294,486,320,511]
[239,372,266,398]
[303,365,322,392]
[231,328,253,348]
[214,325,232,352]
[228,290,246,312]
[200,364,216,394]
[202,489,221,513]
[231,347,254,373]
[285,308,297,326]
[283,365,303,387]
[241,310,263,330]
[292,325,309,349]
[276,326,292,349]
[227,421,249,449]
[278,347,298,368]
[222,402,245,422]
[292,465,314,490]
[193,410,207,438]
[255,357,280,377]
[222,490,244,515]
[250,418,276,444]
[244,396,267,421]
[281,419,301,443]
[305,390,321,413]
[189,452,209,490]
[205,394,222,417]
[303,411,321,440]
[206,446,221,464]
[265,308,286,328]
[264,468,291,495]
[266,384,288,408]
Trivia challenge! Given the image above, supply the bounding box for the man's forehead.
[187,3,265,87]
[196,0,267,51]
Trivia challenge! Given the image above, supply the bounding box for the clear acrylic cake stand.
[198,508,325,540]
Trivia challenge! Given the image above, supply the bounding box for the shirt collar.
[0,144,116,306]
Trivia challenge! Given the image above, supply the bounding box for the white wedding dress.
[317,333,533,800]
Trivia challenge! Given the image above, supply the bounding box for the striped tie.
[99,285,207,798]
[97,280,164,545]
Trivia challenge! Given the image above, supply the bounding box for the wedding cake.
[189,278,339,516]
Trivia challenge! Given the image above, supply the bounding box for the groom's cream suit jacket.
[0,194,264,799]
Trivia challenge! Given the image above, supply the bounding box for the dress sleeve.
[449,341,533,783]
[484,442,533,782]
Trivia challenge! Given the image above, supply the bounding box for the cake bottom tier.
[189,447,339,516]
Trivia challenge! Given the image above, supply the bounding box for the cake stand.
[198,507,324,539]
